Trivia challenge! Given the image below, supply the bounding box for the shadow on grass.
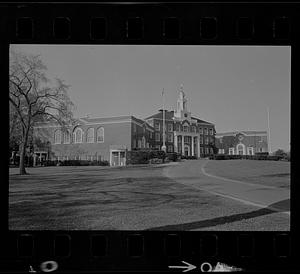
[146,199,290,231]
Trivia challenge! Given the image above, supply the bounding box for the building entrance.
[110,150,126,166]
[184,145,190,156]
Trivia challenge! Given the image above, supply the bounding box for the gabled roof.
[215,130,268,137]
[145,110,175,121]
[145,110,214,125]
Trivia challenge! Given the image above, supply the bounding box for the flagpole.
[267,107,272,155]
[162,88,166,152]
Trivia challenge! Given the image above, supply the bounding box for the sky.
[11,45,291,152]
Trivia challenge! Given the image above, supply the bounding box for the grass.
[204,160,290,188]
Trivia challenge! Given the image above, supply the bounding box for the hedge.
[127,150,167,165]
[44,160,109,166]
[209,154,281,161]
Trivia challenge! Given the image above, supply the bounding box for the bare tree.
[9,50,75,175]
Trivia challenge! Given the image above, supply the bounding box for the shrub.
[166,152,179,162]
[127,150,167,165]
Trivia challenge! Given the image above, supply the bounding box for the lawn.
[204,160,290,188]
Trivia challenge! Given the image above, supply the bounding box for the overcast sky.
[11,45,290,151]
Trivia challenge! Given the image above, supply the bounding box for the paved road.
[163,159,290,215]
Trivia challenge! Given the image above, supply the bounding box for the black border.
[1,1,299,273]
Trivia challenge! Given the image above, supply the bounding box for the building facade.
[33,116,154,166]
[145,85,216,157]
[33,85,216,166]
[215,131,269,155]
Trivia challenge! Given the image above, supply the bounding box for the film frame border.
[1,1,298,273]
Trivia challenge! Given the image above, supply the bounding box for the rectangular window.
[210,128,213,135]
[205,147,209,154]
[199,127,203,134]
[259,136,264,142]
[192,126,196,133]
[168,123,173,132]
[204,128,208,135]
[229,148,235,155]
[200,136,203,144]
[168,145,173,152]
[200,147,204,154]
[205,137,209,145]
[176,124,181,131]
[218,149,225,154]
[219,137,223,144]
[155,122,160,131]
[155,133,160,142]
[183,126,188,132]
[138,140,142,148]
[167,133,173,142]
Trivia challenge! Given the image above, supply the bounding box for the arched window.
[63,130,71,144]
[54,129,62,144]
[96,127,104,143]
[73,127,83,143]
[86,128,95,143]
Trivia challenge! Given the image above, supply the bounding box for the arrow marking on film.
[168,261,197,272]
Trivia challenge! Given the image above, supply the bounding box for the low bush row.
[209,154,283,161]
[44,160,110,166]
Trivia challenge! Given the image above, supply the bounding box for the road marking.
[201,160,286,190]
[163,161,290,216]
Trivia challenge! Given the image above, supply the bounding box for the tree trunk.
[19,126,30,175]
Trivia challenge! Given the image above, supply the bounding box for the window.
[199,127,203,134]
[192,126,196,133]
[204,128,208,135]
[54,129,62,144]
[205,137,209,145]
[86,128,94,143]
[168,145,173,152]
[168,123,173,132]
[176,124,181,131]
[259,147,264,152]
[142,136,146,148]
[63,130,71,144]
[210,148,214,154]
[150,132,153,138]
[229,148,235,155]
[247,147,254,155]
[133,124,137,132]
[73,128,83,143]
[146,142,149,148]
[210,128,213,135]
[138,140,142,148]
[183,125,188,132]
[155,133,160,142]
[155,122,160,131]
[96,127,104,143]
[200,147,204,154]
[219,137,223,144]
[218,149,225,154]
[167,133,173,142]
[200,136,203,144]
[259,136,264,142]
[205,147,209,154]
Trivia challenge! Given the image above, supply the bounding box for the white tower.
[174,84,191,121]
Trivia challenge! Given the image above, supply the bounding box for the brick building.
[215,131,269,155]
[145,85,216,157]
[33,85,216,166]
[33,115,154,166]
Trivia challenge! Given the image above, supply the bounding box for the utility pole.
[267,107,272,155]
[162,88,166,152]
